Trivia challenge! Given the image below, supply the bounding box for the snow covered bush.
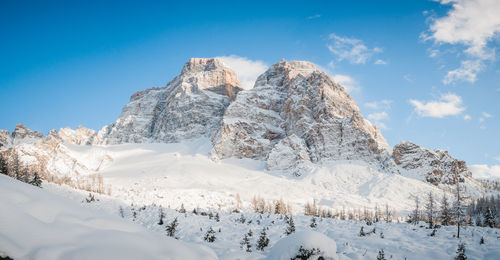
[267,231,338,260]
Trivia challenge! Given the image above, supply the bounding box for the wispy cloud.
[443,60,483,84]
[403,74,415,83]
[217,55,268,90]
[479,111,493,123]
[423,0,500,84]
[364,100,392,130]
[327,34,383,64]
[331,74,360,94]
[482,112,493,118]
[374,59,388,65]
[307,14,321,20]
[409,93,465,118]
[365,100,392,110]
[463,114,471,120]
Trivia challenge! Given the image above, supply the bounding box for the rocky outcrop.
[58,126,96,145]
[211,60,390,175]
[0,130,11,150]
[94,58,242,144]
[11,124,43,145]
[393,141,472,185]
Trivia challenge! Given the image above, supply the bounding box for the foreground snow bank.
[0,175,217,260]
[267,231,338,260]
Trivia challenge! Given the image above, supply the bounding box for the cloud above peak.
[409,93,465,118]
[327,34,383,64]
[217,55,268,90]
[424,0,500,84]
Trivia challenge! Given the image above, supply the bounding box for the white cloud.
[479,111,493,123]
[365,100,392,130]
[367,111,389,121]
[470,164,500,180]
[463,114,472,120]
[442,59,483,84]
[217,55,268,90]
[495,156,500,162]
[482,112,493,118]
[307,14,321,19]
[327,34,383,64]
[428,49,440,58]
[313,63,360,94]
[374,59,388,65]
[364,100,392,110]
[331,74,360,94]
[424,0,500,84]
[409,93,465,118]
[403,74,415,83]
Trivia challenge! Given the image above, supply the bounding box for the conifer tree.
[411,196,420,224]
[158,207,164,225]
[377,249,386,260]
[204,226,216,242]
[178,204,186,213]
[166,217,179,238]
[240,231,252,252]
[475,214,482,227]
[310,217,317,228]
[256,228,270,251]
[359,226,365,237]
[284,215,295,235]
[483,207,495,228]
[425,192,435,228]
[0,155,8,175]
[384,203,392,223]
[215,212,220,222]
[453,173,465,238]
[455,243,467,260]
[119,206,124,218]
[440,193,452,226]
[29,172,42,187]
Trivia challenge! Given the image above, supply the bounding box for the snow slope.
[38,138,486,214]
[44,181,500,260]
[0,174,217,260]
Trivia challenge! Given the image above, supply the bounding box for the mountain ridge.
[0,57,488,212]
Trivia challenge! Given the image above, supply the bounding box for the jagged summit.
[94,58,242,145]
[212,59,390,176]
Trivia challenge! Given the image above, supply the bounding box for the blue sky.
[0,0,499,172]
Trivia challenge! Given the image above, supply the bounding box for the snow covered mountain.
[0,58,490,214]
[211,60,392,176]
[94,58,241,145]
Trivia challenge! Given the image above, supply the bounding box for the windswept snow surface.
[39,183,500,259]
[64,138,474,214]
[0,175,217,260]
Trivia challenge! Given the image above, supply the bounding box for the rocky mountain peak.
[212,59,390,175]
[58,126,96,145]
[11,124,43,144]
[94,58,242,145]
[182,58,227,73]
[393,141,472,185]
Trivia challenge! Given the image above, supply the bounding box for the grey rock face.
[95,58,242,144]
[58,126,96,145]
[11,124,43,145]
[0,130,11,150]
[393,141,472,185]
[211,60,390,175]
